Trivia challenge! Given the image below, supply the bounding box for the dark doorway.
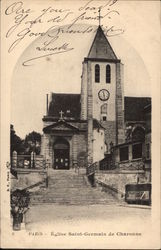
[53,138,70,169]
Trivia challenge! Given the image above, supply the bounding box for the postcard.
[1,0,160,249]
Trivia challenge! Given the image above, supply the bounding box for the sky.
[6,0,160,138]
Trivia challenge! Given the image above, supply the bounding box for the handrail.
[86,162,98,176]
[96,179,125,196]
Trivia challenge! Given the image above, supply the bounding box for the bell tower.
[81,25,125,164]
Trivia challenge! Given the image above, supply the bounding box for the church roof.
[47,94,151,123]
[124,97,151,122]
[48,93,81,119]
[43,120,79,133]
[87,26,118,60]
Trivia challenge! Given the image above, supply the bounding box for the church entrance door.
[53,138,70,170]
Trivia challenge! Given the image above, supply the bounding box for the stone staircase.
[30,169,119,205]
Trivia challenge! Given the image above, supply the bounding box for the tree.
[11,189,30,230]
[10,127,41,155]
[10,125,23,155]
[24,131,41,155]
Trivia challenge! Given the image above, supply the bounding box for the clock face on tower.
[98,89,110,101]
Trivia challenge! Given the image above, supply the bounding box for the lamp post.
[31,133,36,169]
[33,147,35,169]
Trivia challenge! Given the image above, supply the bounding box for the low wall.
[95,170,149,199]
[118,159,144,171]
[11,169,47,191]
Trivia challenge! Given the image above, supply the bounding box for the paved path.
[25,203,151,231]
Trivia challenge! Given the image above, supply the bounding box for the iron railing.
[86,162,98,176]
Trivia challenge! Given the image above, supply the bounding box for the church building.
[41,25,150,171]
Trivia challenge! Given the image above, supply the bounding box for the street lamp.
[31,133,36,169]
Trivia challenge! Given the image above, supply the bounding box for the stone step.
[48,183,86,187]
[49,182,86,186]
[35,186,91,190]
[31,198,117,205]
[32,187,116,195]
[31,195,116,200]
[31,198,117,203]
[31,196,112,201]
[31,199,115,205]
[30,170,118,205]
[31,195,116,201]
[34,191,91,195]
[49,178,85,181]
[33,189,109,195]
[49,176,85,179]
[31,201,117,206]
[31,190,117,197]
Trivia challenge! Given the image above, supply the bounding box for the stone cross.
[98,8,101,26]
[59,110,64,120]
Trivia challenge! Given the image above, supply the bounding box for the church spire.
[87,25,118,60]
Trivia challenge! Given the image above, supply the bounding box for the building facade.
[41,25,151,171]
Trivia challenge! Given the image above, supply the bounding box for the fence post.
[31,152,36,168]
[12,151,17,168]
[46,158,50,188]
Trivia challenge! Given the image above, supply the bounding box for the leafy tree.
[24,131,41,155]
[11,189,30,230]
[10,125,23,155]
[10,126,41,155]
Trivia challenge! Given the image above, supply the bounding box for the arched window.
[101,103,107,121]
[95,64,100,83]
[106,65,111,83]
[132,127,145,142]
[101,103,107,114]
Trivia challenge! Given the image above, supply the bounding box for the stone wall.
[100,120,116,148]
[69,132,87,167]
[81,61,88,120]
[76,133,87,167]
[11,170,47,191]
[41,133,54,167]
[87,61,93,165]
[72,134,78,166]
[118,159,144,171]
[93,128,105,162]
[41,134,52,161]
[95,170,148,199]
[116,62,125,144]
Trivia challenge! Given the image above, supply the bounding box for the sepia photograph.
[1,0,160,249]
